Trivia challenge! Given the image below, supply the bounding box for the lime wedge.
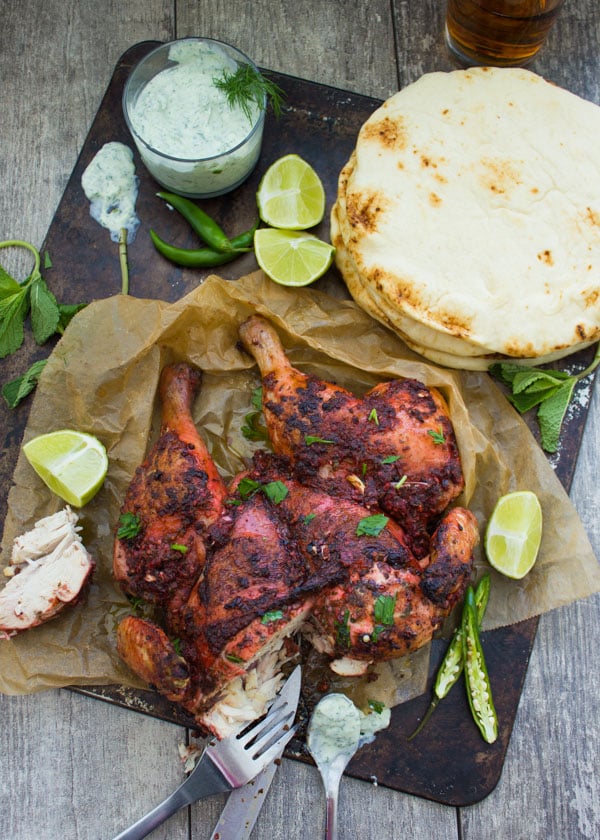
[23,429,108,507]
[257,154,326,230]
[484,490,543,579]
[254,228,335,287]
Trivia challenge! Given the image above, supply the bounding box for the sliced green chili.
[408,574,490,740]
[462,585,498,744]
[149,229,251,267]
[157,191,235,252]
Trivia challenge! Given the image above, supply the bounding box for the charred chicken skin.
[238,315,465,558]
[114,321,479,737]
[113,363,227,621]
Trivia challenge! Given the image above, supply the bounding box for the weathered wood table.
[1,2,598,838]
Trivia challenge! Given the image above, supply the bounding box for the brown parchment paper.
[1,271,599,701]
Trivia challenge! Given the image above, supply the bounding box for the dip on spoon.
[307,693,391,840]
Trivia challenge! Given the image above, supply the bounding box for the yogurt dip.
[307,693,391,765]
[81,142,140,243]
[123,39,266,197]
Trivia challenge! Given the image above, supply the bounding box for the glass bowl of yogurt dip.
[123,38,266,198]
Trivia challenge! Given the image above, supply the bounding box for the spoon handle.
[324,774,342,840]
[325,790,339,840]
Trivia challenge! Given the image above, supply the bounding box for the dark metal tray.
[1,42,596,807]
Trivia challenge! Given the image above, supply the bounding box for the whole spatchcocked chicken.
[114,315,479,738]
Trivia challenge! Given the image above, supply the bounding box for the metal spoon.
[307,694,362,840]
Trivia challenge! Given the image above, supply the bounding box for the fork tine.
[252,722,299,767]
[236,698,294,749]
[244,708,297,757]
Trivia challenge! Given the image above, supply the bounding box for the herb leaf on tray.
[0,239,87,407]
[490,344,600,453]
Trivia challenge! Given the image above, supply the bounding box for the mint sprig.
[490,344,600,453]
[0,239,87,407]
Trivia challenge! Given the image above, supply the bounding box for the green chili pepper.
[149,228,251,267]
[462,585,498,744]
[157,191,236,252]
[407,574,490,740]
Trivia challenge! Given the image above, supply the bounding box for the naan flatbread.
[332,67,600,369]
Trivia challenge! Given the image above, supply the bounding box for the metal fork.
[112,665,301,840]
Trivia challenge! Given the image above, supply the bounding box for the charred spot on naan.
[346,189,389,233]
[361,113,408,151]
[477,156,523,196]
[584,206,600,229]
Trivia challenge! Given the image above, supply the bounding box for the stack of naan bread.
[331,67,600,370]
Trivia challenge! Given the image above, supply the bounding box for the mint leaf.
[0,289,29,357]
[537,379,576,453]
[30,276,60,344]
[508,383,562,413]
[237,477,262,499]
[263,480,288,504]
[0,265,21,299]
[373,593,396,625]
[511,368,570,393]
[237,477,288,504]
[117,512,142,540]
[489,358,599,454]
[57,302,87,332]
[2,359,47,408]
[0,241,87,362]
[241,410,269,441]
[356,513,389,537]
[261,609,284,624]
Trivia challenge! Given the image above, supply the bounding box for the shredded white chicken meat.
[0,507,94,638]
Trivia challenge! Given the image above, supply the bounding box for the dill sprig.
[213,64,285,122]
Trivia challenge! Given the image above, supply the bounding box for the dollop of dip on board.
[81,142,140,243]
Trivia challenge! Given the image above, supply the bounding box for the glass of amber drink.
[445,0,565,66]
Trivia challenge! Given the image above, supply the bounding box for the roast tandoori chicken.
[113,317,479,738]
[238,315,465,558]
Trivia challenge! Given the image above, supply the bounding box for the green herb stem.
[119,228,129,295]
[575,341,600,380]
[0,239,41,276]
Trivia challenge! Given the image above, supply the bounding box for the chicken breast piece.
[0,507,94,637]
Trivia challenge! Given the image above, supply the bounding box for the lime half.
[23,429,108,507]
[257,154,326,230]
[254,228,335,287]
[485,490,543,579]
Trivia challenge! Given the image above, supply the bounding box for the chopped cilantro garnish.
[428,427,446,445]
[356,513,389,537]
[171,543,188,553]
[374,593,397,626]
[261,609,284,624]
[117,512,141,540]
[381,454,400,464]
